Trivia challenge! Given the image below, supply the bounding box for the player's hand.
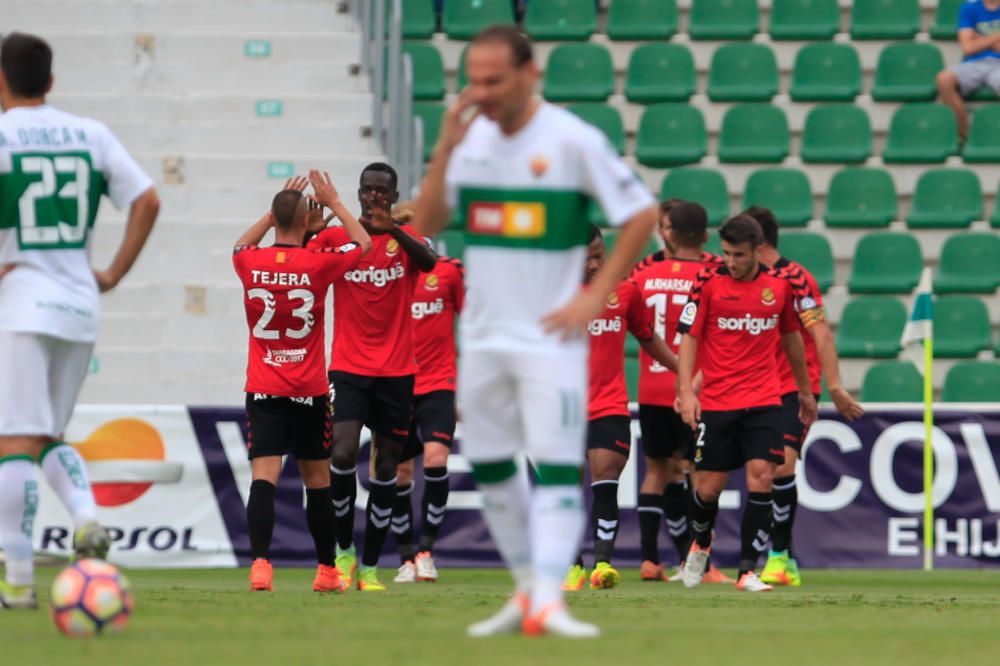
[678,391,701,431]
[541,288,605,340]
[830,386,864,422]
[436,88,480,155]
[93,269,120,293]
[283,175,309,193]
[363,193,395,232]
[798,391,818,429]
[307,170,341,208]
[305,200,334,234]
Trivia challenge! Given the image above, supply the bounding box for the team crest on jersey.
[606,291,620,309]
[529,155,550,177]
[425,273,439,291]
[761,288,776,306]
[386,239,400,255]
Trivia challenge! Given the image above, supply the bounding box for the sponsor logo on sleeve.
[679,302,698,326]
[800,296,817,310]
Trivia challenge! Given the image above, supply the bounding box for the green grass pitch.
[6,568,1000,666]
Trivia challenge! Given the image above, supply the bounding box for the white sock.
[530,484,586,614]
[0,457,39,585]
[40,443,97,528]
[478,468,533,596]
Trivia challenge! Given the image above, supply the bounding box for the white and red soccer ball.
[49,559,133,637]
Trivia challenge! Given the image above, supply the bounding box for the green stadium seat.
[413,102,444,161]
[542,44,614,102]
[824,168,897,228]
[688,0,759,40]
[779,232,834,293]
[942,362,1000,402]
[935,296,993,358]
[707,43,779,102]
[930,0,964,40]
[883,103,959,163]
[872,43,943,102]
[836,297,907,358]
[660,168,729,227]
[625,43,696,103]
[625,332,641,358]
[996,334,1000,355]
[705,231,722,256]
[396,0,436,39]
[524,0,597,41]
[800,104,872,164]
[395,42,445,100]
[443,0,515,40]
[718,104,789,163]
[962,105,1000,162]
[625,356,640,401]
[456,44,468,91]
[848,233,922,294]
[607,0,679,40]
[434,229,466,261]
[861,361,923,402]
[635,104,707,167]
[907,168,982,229]
[934,233,1000,294]
[789,43,862,102]
[991,185,1000,228]
[850,0,920,40]
[742,168,812,228]
[567,103,625,155]
[769,0,840,40]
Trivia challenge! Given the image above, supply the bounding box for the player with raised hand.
[0,33,159,609]
[233,173,370,593]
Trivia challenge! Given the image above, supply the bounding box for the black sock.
[739,491,773,575]
[361,476,397,567]
[576,553,585,568]
[663,481,691,564]
[330,465,357,552]
[305,486,335,566]
[638,492,664,564]
[592,480,620,565]
[392,483,416,564]
[419,466,450,554]
[771,475,797,556]
[689,490,719,549]
[247,479,276,560]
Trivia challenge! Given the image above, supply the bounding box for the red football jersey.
[588,280,653,420]
[677,266,800,411]
[631,255,714,407]
[309,224,424,377]
[234,242,362,397]
[413,257,464,395]
[773,258,825,395]
[632,249,723,275]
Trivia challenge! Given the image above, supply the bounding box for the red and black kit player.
[308,163,437,591]
[675,214,818,592]
[233,173,371,594]
[392,250,465,584]
[564,225,678,592]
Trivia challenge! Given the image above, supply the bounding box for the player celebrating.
[309,163,436,592]
[0,33,159,609]
[676,214,818,592]
[234,172,371,593]
[413,26,657,637]
[562,224,678,592]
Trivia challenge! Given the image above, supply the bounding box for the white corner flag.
[901,267,934,370]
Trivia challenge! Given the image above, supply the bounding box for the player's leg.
[328,371,368,584]
[735,407,783,592]
[414,390,457,582]
[762,392,805,586]
[584,417,629,590]
[392,457,417,583]
[636,404,670,580]
[243,394,288,591]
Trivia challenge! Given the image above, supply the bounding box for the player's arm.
[676,333,700,429]
[808,322,863,421]
[308,170,372,255]
[638,334,678,373]
[781,330,818,428]
[389,225,437,272]
[94,186,159,292]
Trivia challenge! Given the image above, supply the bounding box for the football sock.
[39,442,97,528]
[591,480,619,564]
[246,479,276,561]
[637,492,664,564]
[470,460,532,596]
[739,491,773,575]
[392,483,416,564]
[330,465,356,551]
[663,480,691,563]
[771,475,797,556]
[419,466,449,554]
[361,476,397,568]
[0,456,38,585]
[305,486,336,566]
[529,471,585,614]
[689,490,719,549]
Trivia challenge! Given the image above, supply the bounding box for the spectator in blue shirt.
[937,0,1000,139]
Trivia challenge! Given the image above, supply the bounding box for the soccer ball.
[49,559,133,637]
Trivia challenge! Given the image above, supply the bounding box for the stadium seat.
[607,0,678,40]
[861,361,923,402]
[688,0,759,40]
[779,232,834,293]
[883,103,959,163]
[934,233,1000,293]
[768,0,839,40]
[850,0,920,40]
[567,103,625,155]
[456,44,468,91]
[835,297,907,358]
[625,356,640,401]
[789,43,862,102]
[542,44,614,102]
[707,43,779,102]
[848,233,922,294]
[660,168,729,227]
[635,104,707,167]
[942,362,1000,402]
[718,104,789,163]
[906,168,982,229]
[705,231,722,256]
[443,0,515,39]
[824,168,897,228]
[934,296,993,358]
[800,104,872,164]
[413,103,443,161]
[435,229,466,261]
[625,332,641,358]
[395,0,436,39]
[625,43,696,103]
[396,42,445,101]
[524,0,596,41]
[930,0,964,40]
[742,168,812,228]
[871,43,943,102]
[962,105,1000,162]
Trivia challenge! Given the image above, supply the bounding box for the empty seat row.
[863,360,1000,403]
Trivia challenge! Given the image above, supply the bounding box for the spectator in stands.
[936,0,1000,140]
